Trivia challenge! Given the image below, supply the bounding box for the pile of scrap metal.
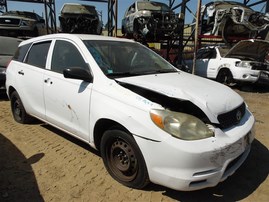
[122,1,182,41]
[200,1,269,43]
[59,3,103,35]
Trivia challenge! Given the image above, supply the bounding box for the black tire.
[10,91,32,124]
[133,19,140,40]
[100,129,149,189]
[216,69,233,85]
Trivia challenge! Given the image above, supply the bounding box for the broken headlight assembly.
[21,19,34,27]
[235,61,252,68]
[150,109,214,140]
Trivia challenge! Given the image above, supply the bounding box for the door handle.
[18,70,24,75]
[44,78,53,84]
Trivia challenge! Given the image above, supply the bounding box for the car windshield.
[214,1,253,10]
[2,11,37,19]
[137,2,170,12]
[61,4,97,15]
[218,47,230,57]
[83,40,177,78]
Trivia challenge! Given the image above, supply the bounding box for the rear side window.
[25,41,51,68]
[13,43,31,62]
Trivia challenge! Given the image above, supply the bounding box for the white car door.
[44,39,92,141]
[14,41,52,120]
[195,48,216,78]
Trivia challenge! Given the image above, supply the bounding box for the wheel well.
[93,119,129,151]
[217,67,232,76]
[8,86,16,98]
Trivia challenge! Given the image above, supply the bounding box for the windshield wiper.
[106,72,142,78]
[106,69,178,78]
[140,69,178,74]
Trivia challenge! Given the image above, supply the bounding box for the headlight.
[141,10,151,16]
[150,109,214,140]
[21,20,34,26]
[235,61,252,68]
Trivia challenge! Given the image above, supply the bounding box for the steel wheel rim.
[13,99,22,121]
[108,138,138,182]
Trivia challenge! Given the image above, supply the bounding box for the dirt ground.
[0,85,268,202]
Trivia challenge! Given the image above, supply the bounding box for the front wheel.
[10,91,33,124]
[216,69,234,85]
[100,129,149,189]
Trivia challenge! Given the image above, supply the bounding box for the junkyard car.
[200,1,269,43]
[0,11,46,37]
[122,0,180,40]
[6,33,255,191]
[185,39,269,85]
[59,3,103,35]
[0,36,22,90]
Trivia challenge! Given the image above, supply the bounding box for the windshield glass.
[2,11,37,19]
[137,2,170,12]
[83,40,177,78]
[218,47,230,57]
[61,4,97,15]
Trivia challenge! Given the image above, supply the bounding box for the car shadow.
[145,139,269,201]
[0,133,44,202]
[40,124,100,156]
[0,91,9,101]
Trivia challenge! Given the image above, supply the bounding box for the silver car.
[200,1,269,43]
[122,1,181,40]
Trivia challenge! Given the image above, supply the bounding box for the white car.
[6,34,255,191]
[187,39,269,85]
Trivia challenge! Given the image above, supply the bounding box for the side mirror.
[63,67,93,83]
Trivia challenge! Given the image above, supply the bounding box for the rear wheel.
[216,69,234,85]
[100,129,149,189]
[10,91,33,124]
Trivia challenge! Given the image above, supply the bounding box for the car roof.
[19,33,136,46]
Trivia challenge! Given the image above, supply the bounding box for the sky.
[4,0,266,28]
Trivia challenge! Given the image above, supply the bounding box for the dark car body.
[0,11,46,37]
[59,3,103,35]
[0,36,22,90]
[122,1,181,40]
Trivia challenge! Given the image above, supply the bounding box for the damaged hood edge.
[116,72,243,123]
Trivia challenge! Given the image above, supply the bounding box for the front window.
[62,4,97,15]
[137,2,170,12]
[83,40,177,78]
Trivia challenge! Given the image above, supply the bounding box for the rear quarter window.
[13,43,31,62]
[25,41,51,68]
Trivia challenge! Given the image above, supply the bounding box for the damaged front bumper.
[256,71,269,85]
[134,108,255,191]
[136,15,180,40]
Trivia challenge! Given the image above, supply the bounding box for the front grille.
[251,63,268,70]
[217,103,246,129]
[0,18,21,26]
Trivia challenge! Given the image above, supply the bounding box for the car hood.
[116,72,243,122]
[225,39,269,62]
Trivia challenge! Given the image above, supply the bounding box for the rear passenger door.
[14,41,51,120]
[44,39,92,141]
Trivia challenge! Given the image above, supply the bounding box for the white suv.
[6,34,255,191]
[187,40,269,85]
